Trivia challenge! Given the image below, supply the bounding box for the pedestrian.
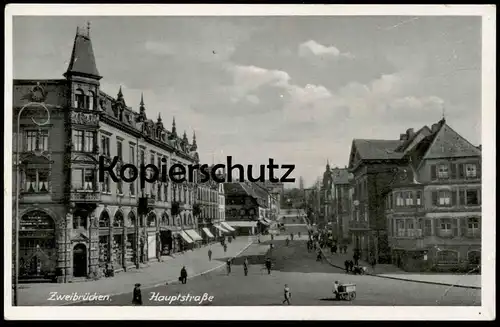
[132,283,142,305]
[271,234,274,241]
[208,248,212,261]
[316,250,322,262]
[298,232,301,238]
[353,253,359,266]
[290,233,294,241]
[370,257,376,272]
[180,266,188,284]
[333,244,338,254]
[226,259,232,275]
[265,257,272,274]
[348,260,354,272]
[343,245,348,254]
[282,284,292,305]
[258,235,261,243]
[243,257,249,276]
[286,238,290,246]
[223,244,227,253]
[344,260,350,274]
[330,245,334,254]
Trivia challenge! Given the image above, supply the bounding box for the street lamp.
[13,102,51,306]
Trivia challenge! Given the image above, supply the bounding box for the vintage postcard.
[4,4,495,321]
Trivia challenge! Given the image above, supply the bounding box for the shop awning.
[179,230,193,243]
[202,227,215,238]
[185,229,203,242]
[220,222,236,232]
[225,221,258,228]
[214,224,230,233]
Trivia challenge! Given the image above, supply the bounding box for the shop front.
[19,210,57,282]
[185,229,203,248]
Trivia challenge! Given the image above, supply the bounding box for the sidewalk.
[319,243,481,289]
[19,235,262,306]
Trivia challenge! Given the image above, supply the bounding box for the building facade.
[331,167,351,241]
[223,182,271,235]
[196,166,226,241]
[385,119,482,272]
[13,28,200,283]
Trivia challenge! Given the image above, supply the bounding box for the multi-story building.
[385,118,481,272]
[347,138,404,263]
[224,182,271,235]
[331,167,351,241]
[254,180,283,220]
[13,27,200,283]
[196,166,229,241]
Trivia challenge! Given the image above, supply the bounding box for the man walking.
[344,260,350,274]
[243,257,249,276]
[208,248,212,261]
[223,243,228,254]
[265,257,272,275]
[226,259,232,275]
[180,266,188,284]
[282,284,292,305]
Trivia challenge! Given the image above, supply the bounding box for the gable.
[424,124,481,159]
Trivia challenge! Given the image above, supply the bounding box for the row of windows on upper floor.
[431,162,481,181]
[74,89,97,110]
[388,217,480,239]
[385,188,481,209]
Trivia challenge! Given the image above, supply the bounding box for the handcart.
[335,283,356,301]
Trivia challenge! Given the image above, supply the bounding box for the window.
[100,135,110,156]
[439,220,452,237]
[395,192,404,207]
[157,183,162,201]
[437,164,449,179]
[467,218,479,237]
[24,168,49,193]
[416,191,422,206]
[71,168,95,191]
[73,131,84,152]
[465,164,477,178]
[164,182,168,202]
[25,130,49,152]
[405,192,414,206]
[129,145,135,164]
[84,131,94,152]
[117,141,123,161]
[140,150,145,165]
[396,220,405,237]
[75,89,85,109]
[424,219,432,236]
[436,250,459,264]
[88,91,95,110]
[438,190,451,206]
[466,190,479,206]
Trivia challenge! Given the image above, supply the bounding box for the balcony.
[69,190,100,202]
[348,220,370,230]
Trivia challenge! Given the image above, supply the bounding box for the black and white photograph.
[4,4,495,321]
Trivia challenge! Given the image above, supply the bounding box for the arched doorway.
[125,212,137,266]
[19,210,56,281]
[73,244,87,277]
[113,211,125,268]
[98,211,111,269]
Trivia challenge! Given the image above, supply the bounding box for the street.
[73,238,480,306]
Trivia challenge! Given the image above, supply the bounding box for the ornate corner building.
[13,27,200,283]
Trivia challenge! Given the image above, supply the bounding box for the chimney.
[399,133,408,141]
[406,128,415,139]
[431,123,440,133]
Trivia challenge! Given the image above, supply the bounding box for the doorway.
[73,244,87,277]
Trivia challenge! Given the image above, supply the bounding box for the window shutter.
[450,164,457,179]
[458,163,465,179]
[434,218,440,236]
[451,190,457,206]
[430,165,437,180]
[460,217,467,237]
[477,161,481,179]
[452,219,458,237]
[459,190,466,206]
[432,191,438,206]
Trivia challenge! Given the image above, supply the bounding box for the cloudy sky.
[12,16,481,187]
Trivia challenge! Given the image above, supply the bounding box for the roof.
[395,126,432,152]
[352,139,404,160]
[224,182,269,208]
[64,33,101,78]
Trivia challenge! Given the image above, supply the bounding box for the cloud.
[299,40,354,59]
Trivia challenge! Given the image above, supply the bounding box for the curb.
[318,247,481,290]
[60,239,256,306]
